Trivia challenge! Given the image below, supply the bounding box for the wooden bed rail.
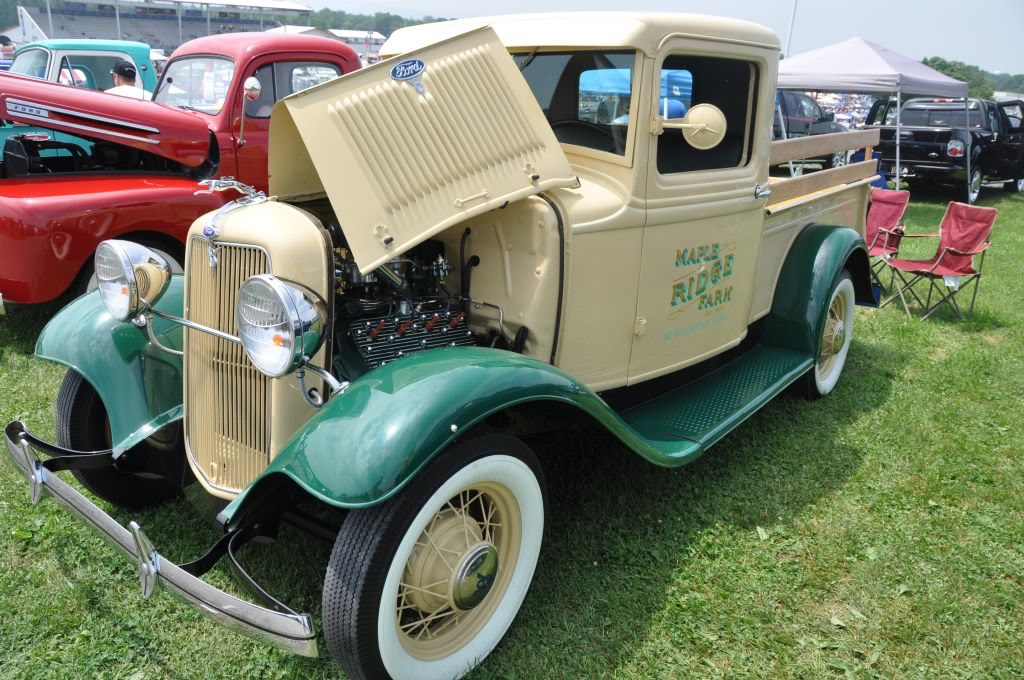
[769,128,880,166]
[767,128,881,208]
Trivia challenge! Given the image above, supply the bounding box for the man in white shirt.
[105,60,152,100]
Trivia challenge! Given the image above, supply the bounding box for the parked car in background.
[867,97,1024,201]
[774,90,850,168]
[0,39,157,150]
[6,15,879,679]
[7,39,157,91]
[0,33,359,310]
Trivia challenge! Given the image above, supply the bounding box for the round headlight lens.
[236,275,326,378]
[94,240,172,322]
[95,241,137,321]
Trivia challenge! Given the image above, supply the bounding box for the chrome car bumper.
[3,421,317,657]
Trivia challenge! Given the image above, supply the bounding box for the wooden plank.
[766,159,878,207]
[765,175,878,215]
[769,128,881,165]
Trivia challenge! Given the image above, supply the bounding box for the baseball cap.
[111,59,137,80]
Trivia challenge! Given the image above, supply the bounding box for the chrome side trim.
[5,112,160,145]
[6,97,161,133]
[3,422,318,657]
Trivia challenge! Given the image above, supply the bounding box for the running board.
[619,346,813,464]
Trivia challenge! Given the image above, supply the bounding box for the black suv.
[867,98,1024,202]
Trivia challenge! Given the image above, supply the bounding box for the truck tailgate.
[877,126,953,162]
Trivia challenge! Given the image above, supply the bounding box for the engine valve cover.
[350,309,474,369]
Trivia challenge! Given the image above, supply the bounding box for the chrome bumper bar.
[3,421,317,657]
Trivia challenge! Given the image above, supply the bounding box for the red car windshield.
[154,56,234,114]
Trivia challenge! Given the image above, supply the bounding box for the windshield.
[513,50,636,156]
[154,56,234,114]
[10,48,49,79]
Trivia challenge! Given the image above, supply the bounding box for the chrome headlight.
[236,274,328,378]
[94,240,172,321]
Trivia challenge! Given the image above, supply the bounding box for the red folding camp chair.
[865,188,910,289]
[882,201,997,320]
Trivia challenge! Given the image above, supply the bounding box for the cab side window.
[657,55,757,174]
[244,64,276,118]
[245,61,341,119]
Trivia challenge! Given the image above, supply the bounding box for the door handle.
[754,184,772,199]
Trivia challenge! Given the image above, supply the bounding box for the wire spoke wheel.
[805,272,855,398]
[396,483,520,659]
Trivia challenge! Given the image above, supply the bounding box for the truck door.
[233,58,343,192]
[628,41,772,384]
[995,101,1024,180]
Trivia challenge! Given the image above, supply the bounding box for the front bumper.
[3,421,318,657]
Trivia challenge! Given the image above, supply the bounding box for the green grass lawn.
[1,187,1022,679]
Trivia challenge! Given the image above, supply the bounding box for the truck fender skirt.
[762,224,875,357]
[219,347,697,527]
[35,277,185,454]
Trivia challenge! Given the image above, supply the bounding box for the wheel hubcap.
[451,543,499,610]
[830,320,846,357]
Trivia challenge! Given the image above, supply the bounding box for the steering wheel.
[550,119,617,153]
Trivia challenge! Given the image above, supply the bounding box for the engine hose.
[540,194,565,365]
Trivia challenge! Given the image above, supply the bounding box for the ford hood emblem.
[202,224,217,239]
[391,58,426,95]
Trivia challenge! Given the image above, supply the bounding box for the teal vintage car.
[1,39,155,152]
[5,16,882,680]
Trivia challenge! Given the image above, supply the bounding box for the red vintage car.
[0,33,359,308]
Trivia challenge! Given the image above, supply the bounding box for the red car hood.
[0,72,212,168]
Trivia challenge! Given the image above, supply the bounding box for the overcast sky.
[314,0,1024,74]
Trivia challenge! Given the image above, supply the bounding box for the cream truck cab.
[6,13,882,680]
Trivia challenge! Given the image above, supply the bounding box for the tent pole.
[177,3,182,46]
[115,0,120,40]
[895,87,901,189]
[785,0,798,57]
[965,96,973,204]
[45,0,52,37]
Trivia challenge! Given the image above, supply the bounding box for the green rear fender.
[220,347,695,526]
[35,277,184,453]
[762,224,874,356]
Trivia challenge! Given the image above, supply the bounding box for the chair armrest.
[900,231,940,238]
[878,226,905,236]
[946,242,991,257]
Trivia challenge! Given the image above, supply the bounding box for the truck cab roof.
[169,32,360,67]
[382,12,779,57]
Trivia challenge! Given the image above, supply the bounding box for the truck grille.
[184,238,272,495]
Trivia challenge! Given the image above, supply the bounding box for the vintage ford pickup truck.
[5,13,881,680]
[0,33,358,309]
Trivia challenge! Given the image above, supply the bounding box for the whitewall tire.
[808,272,855,397]
[323,434,545,680]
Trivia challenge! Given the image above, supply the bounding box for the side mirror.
[821,111,835,122]
[238,76,263,147]
[243,76,262,102]
[662,103,728,150]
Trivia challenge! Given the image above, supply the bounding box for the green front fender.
[36,277,184,453]
[762,224,874,356]
[220,347,699,525]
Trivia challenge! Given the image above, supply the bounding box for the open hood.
[0,73,212,167]
[269,26,576,274]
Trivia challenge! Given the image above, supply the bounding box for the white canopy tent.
[778,37,970,196]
